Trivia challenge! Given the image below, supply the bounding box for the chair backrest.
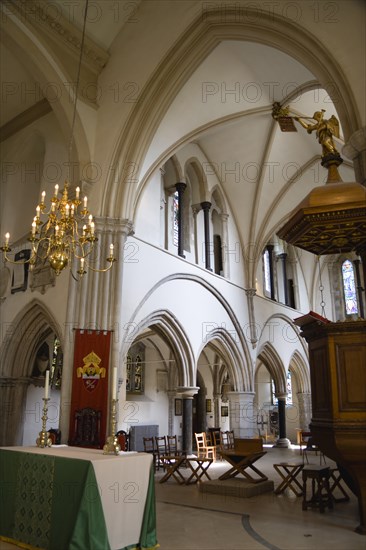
[116,430,129,451]
[195,432,207,450]
[167,435,178,454]
[70,407,102,448]
[155,436,167,454]
[227,430,235,448]
[143,437,155,453]
[212,430,222,446]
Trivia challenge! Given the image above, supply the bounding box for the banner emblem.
[77,350,106,392]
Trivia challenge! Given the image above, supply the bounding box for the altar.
[0,446,157,550]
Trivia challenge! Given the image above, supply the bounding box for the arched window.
[342,259,358,315]
[263,249,271,294]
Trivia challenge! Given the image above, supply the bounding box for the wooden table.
[159,455,213,484]
[273,461,304,496]
[219,450,267,483]
[0,446,157,550]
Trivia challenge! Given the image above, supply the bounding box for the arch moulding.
[103,7,360,220]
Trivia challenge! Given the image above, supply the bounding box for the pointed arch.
[289,350,310,393]
[0,299,63,378]
[103,7,360,219]
[200,327,252,392]
[121,310,195,388]
[257,342,287,395]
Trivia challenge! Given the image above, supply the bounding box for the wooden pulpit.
[295,314,366,534]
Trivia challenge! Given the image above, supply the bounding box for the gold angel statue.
[294,109,340,157]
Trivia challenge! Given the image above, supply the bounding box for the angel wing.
[327,115,340,139]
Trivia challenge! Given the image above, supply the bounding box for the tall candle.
[44,370,49,399]
[112,367,117,399]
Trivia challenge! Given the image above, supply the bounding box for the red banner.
[69,329,112,448]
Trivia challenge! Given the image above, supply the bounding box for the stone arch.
[121,310,195,388]
[104,7,360,220]
[257,342,287,395]
[200,328,251,393]
[289,350,311,394]
[0,299,62,445]
[184,158,207,203]
[1,299,62,379]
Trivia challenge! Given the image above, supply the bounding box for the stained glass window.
[173,190,179,246]
[342,259,358,315]
[263,249,271,294]
[126,348,145,394]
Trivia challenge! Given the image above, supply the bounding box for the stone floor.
[154,445,365,550]
[1,445,364,550]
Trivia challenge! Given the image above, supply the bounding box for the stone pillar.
[192,206,199,264]
[245,289,258,347]
[167,390,176,436]
[59,259,78,443]
[201,201,212,270]
[274,394,291,448]
[176,182,186,258]
[267,244,276,300]
[196,386,207,433]
[213,392,221,428]
[220,213,230,278]
[278,253,289,305]
[297,391,312,430]
[227,391,256,438]
[179,387,199,454]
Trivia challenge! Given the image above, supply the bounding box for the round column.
[274,394,291,448]
[178,387,199,454]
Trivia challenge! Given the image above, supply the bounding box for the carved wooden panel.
[309,341,332,418]
[336,342,366,412]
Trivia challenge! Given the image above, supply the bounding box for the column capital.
[177,386,199,398]
[175,182,187,193]
[275,393,287,401]
[201,201,212,211]
[245,288,256,298]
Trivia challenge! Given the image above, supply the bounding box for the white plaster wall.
[22,385,61,446]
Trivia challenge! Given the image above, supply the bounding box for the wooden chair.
[69,407,102,448]
[303,437,326,465]
[195,432,216,460]
[143,437,157,470]
[167,435,184,455]
[155,436,168,470]
[226,430,235,449]
[212,430,224,460]
[115,430,129,451]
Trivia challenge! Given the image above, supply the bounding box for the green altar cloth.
[0,447,157,550]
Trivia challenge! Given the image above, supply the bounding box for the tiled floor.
[1,445,364,550]
[154,445,365,550]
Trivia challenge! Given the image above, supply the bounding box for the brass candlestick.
[103,398,120,455]
[36,398,52,448]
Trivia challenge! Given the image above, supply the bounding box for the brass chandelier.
[1,0,115,279]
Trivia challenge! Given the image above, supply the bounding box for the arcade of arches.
[0,2,365,461]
